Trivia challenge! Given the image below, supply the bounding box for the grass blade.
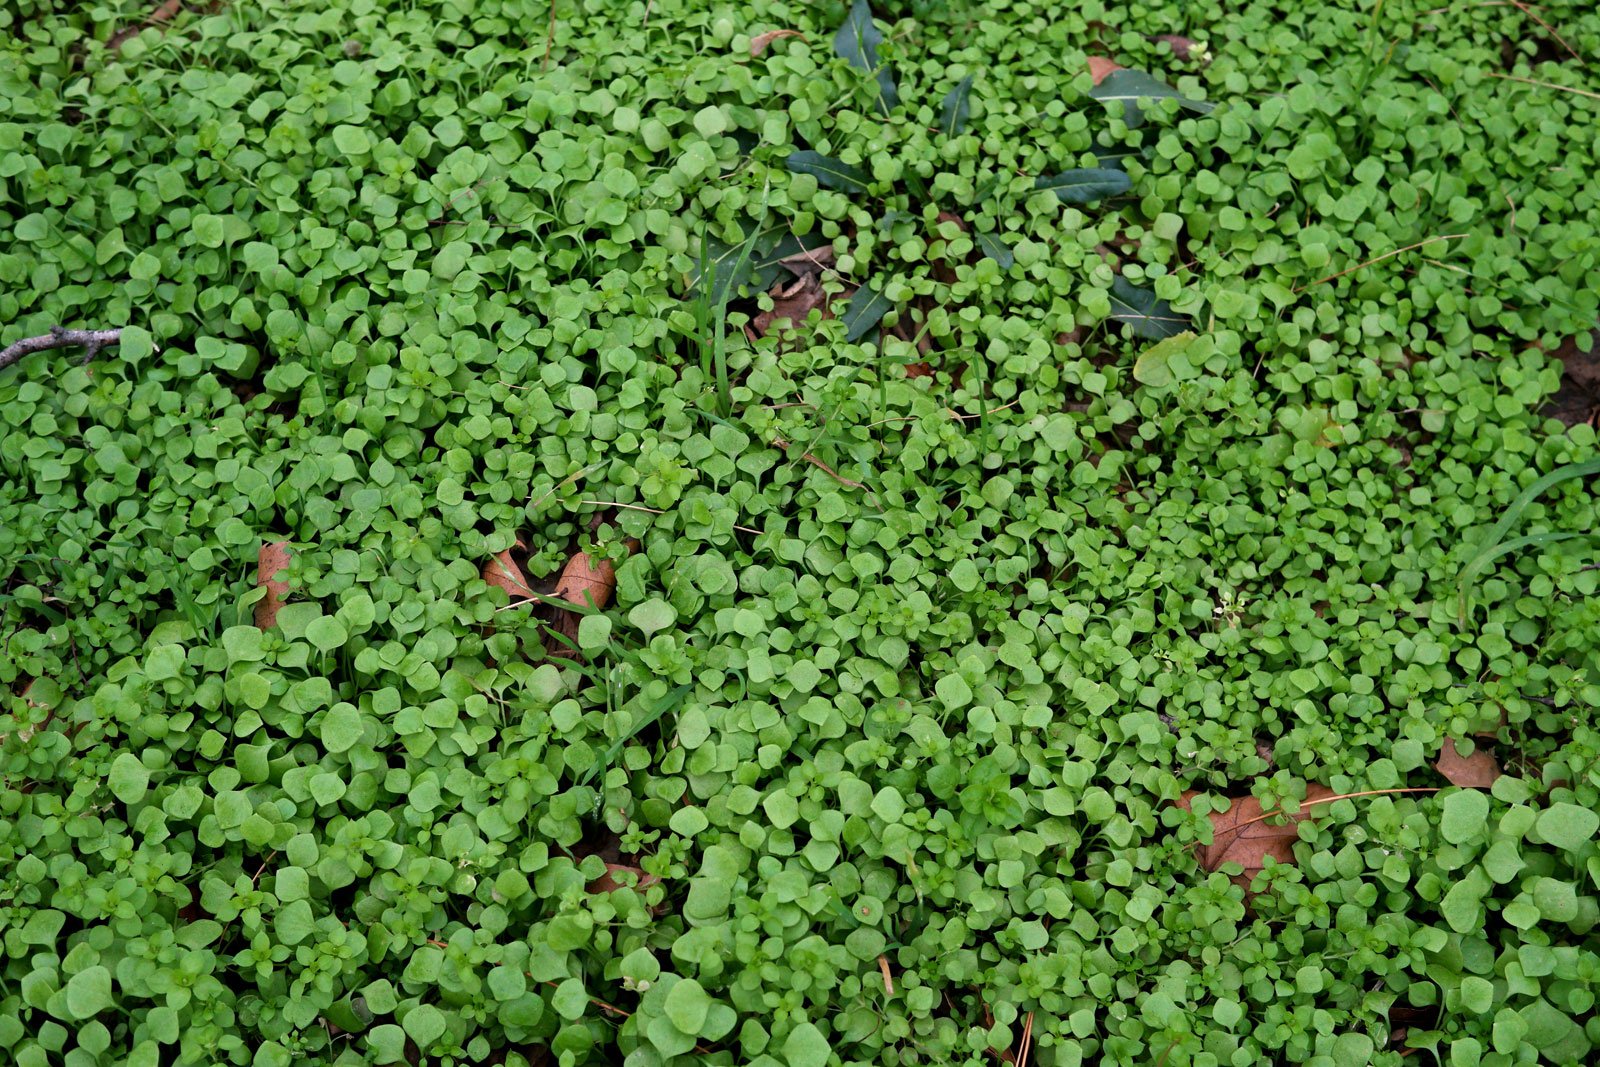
[1457,457,1600,622]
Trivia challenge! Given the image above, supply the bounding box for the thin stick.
[1486,71,1600,101]
[1507,0,1582,64]
[1293,235,1467,292]
[772,436,881,506]
[877,956,895,996]
[1015,1012,1035,1067]
[0,326,123,373]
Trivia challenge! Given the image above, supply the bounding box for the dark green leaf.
[786,151,870,195]
[1109,277,1190,339]
[833,0,898,114]
[977,232,1014,270]
[842,282,893,342]
[940,75,974,137]
[1090,68,1215,126]
[691,226,784,303]
[1034,167,1133,204]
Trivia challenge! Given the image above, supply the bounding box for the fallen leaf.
[905,362,935,379]
[753,272,834,337]
[1437,738,1502,788]
[255,541,293,629]
[1152,34,1199,60]
[482,539,534,603]
[1087,55,1123,86]
[750,28,806,57]
[778,242,836,275]
[545,537,636,654]
[1176,785,1336,889]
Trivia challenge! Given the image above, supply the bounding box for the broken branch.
[0,327,123,374]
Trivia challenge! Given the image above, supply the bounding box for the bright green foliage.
[3,1,1600,1066]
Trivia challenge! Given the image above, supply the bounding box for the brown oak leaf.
[1177,785,1336,889]
[1437,739,1501,788]
[750,29,806,57]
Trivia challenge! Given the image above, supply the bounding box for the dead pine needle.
[1015,1011,1035,1067]
[1486,71,1600,101]
[1294,235,1468,292]
[1223,786,1440,836]
[1506,0,1583,64]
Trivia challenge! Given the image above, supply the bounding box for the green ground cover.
[3,0,1600,1063]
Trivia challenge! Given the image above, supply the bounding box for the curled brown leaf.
[750,29,805,57]
[545,537,637,654]
[255,541,293,629]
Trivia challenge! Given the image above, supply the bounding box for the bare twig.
[0,327,123,373]
[772,436,882,507]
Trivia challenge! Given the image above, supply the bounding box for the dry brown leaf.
[750,28,806,57]
[483,540,534,603]
[545,538,636,654]
[1437,738,1502,788]
[778,242,836,275]
[553,550,620,611]
[255,541,293,629]
[1087,56,1123,86]
[1176,785,1336,889]
[753,272,835,337]
[905,362,935,379]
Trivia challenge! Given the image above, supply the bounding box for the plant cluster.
[3,0,1600,1065]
